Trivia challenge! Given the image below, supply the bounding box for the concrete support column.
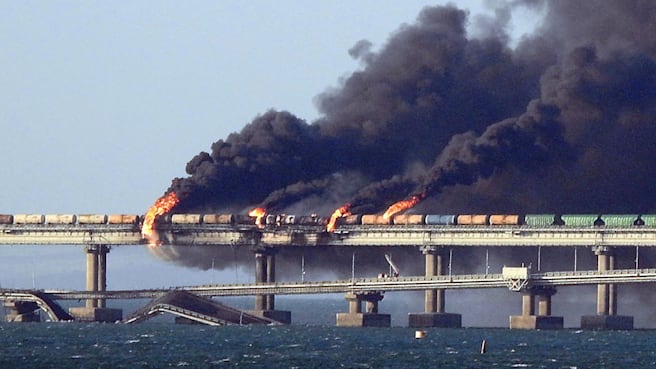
[97,245,109,308]
[581,246,632,329]
[85,246,99,308]
[336,292,390,327]
[423,247,445,313]
[249,247,291,324]
[595,247,611,316]
[436,253,445,313]
[69,244,122,322]
[365,300,378,313]
[424,251,437,313]
[534,286,556,316]
[522,292,535,316]
[510,286,562,329]
[254,252,267,311]
[408,246,461,328]
[609,253,617,315]
[346,292,362,314]
[266,253,276,311]
[362,292,384,314]
[537,294,552,316]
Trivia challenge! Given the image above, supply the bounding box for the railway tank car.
[77,214,108,224]
[0,214,14,224]
[392,214,425,225]
[3,212,656,230]
[202,214,234,224]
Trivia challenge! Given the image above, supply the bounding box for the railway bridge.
[2,220,656,329]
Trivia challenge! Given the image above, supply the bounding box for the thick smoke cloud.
[170,1,656,216]
[170,4,539,213]
[158,1,656,295]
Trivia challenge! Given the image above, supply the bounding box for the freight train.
[336,214,656,227]
[2,213,655,228]
[0,214,140,225]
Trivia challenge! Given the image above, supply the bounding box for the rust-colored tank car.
[171,214,202,224]
[392,214,425,225]
[14,214,45,224]
[77,214,108,224]
[488,214,524,225]
[108,214,140,224]
[202,214,234,224]
[45,214,77,224]
[337,214,362,226]
[0,214,14,224]
[456,214,488,225]
[361,214,392,225]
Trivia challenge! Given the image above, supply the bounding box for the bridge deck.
[2,268,655,301]
[1,224,656,247]
[124,291,277,325]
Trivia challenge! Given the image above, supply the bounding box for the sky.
[0,1,555,325]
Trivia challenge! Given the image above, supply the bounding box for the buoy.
[480,339,487,354]
[414,330,426,339]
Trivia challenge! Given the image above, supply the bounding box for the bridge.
[1,267,654,299]
[1,222,655,329]
[1,267,655,326]
[2,223,656,247]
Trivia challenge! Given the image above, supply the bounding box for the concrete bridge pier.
[248,247,291,324]
[408,246,461,328]
[3,300,40,322]
[581,246,633,329]
[69,245,122,322]
[510,286,563,329]
[336,291,390,327]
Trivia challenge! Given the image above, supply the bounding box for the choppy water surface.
[1,323,655,369]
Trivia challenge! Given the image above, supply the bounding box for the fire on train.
[2,213,656,228]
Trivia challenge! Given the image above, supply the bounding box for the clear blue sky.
[0,1,538,292]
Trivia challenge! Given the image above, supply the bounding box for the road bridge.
[1,267,655,327]
[0,267,653,300]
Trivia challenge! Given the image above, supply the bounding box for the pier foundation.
[509,286,563,329]
[247,248,291,324]
[408,246,461,328]
[580,246,633,330]
[3,300,40,322]
[69,245,122,322]
[336,292,391,327]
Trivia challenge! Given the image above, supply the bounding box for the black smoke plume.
[170,2,656,216]
[153,1,656,325]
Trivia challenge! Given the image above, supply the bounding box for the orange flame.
[383,193,425,220]
[141,192,179,245]
[326,203,351,232]
[249,207,266,227]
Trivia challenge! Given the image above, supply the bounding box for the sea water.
[2,297,656,368]
[1,323,655,369]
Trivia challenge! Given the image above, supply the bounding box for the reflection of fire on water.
[141,192,179,246]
